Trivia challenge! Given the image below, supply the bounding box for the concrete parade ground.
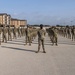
[0,35,75,75]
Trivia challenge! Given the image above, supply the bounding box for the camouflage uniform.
[63,28,67,37]
[36,24,46,53]
[67,27,71,39]
[48,27,58,46]
[29,27,35,41]
[31,28,38,41]
[51,28,58,46]
[8,26,12,41]
[2,25,7,43]
[21,27,23,36]
[23,27,25,36]
[25,26,32,46]
[17,27,21,37]
[13,26,17,39]
[71,26,75,41]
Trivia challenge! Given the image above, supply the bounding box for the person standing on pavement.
[36,24,46,53]
[25,25,32,46]
[2,25,7,43]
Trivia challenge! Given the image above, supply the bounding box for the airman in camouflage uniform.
[23,27,25,36]
[2,25,7,43]
[36,24,46,53]
[66,26,71,39]
[8,25,12,41]
[21,27,24,36]
[17,26,21,37]
[47,27,58,46]
[13,26,17,39]
[25,25,32,46]
[31,28,38,41]
[71,26,75,41]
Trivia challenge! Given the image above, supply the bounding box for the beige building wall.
[20,20,27,26]
[0,13,11,26]
[0,13,27,27]
[17,20,21,26]
[3,14,7,25]
[10,19,19,28]
[0,16,3,24]
[11,19,27,27]
[7,15,11,25]
[0,14,7,25]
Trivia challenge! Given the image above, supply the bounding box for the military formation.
[46,26,58,46]
[46,25,75,45]
[0,24,75,53]
[0,24,38,46]
[58,25,75,41]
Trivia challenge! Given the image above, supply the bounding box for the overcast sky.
[0,0,75,25]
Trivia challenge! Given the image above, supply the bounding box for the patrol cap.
[40,24,43,27]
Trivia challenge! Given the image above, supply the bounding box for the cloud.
[11,12,75,25]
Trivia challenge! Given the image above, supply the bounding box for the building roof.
[11,18,18,20]
[0,13,7,15]
[11,18,27,21]
[0,13,11,17]
[17,19,27,21]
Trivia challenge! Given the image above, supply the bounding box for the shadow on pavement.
[58,42,75,45]
[33,41,75,46]
[7,42,24,45]
[32,42,52,45]
[1,46,36,53]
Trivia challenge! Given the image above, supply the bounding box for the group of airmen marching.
[58,25,75,41]
[0,25,38,45]
[0,24,75,53]
[46,25,75,45]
